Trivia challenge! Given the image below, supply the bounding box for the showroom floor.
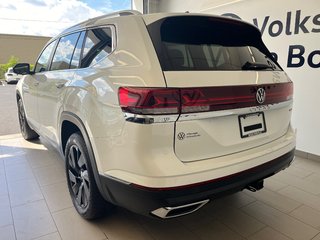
[1,134,320,240]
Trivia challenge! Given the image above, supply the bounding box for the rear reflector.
[118,82,293,115]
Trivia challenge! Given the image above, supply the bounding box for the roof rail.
[60,10,142,35]
[92,10,142,21]
[118,10,142,16]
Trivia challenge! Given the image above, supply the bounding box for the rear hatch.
[146,15,293,162]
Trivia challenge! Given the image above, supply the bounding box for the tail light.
[118,87,180,115]
[118,82,293,115]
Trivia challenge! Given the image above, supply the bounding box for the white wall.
[148,0,320,156]
[132,0,143,13]
[132,0,159,13]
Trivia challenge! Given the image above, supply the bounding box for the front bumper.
[99,148,295,218]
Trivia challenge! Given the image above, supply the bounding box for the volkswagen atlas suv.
[14,10,296,219]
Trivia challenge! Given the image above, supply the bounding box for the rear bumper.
[5,77,20,83]
[99,148,295,218]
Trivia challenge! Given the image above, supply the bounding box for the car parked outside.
[14,10,295,220]
[5,67,22,83]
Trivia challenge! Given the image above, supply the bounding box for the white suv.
[14,10,296,219]
[5,67,22,83]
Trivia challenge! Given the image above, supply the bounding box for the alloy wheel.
[67,144,90,209]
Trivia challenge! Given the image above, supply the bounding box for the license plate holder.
[238,112,266,138]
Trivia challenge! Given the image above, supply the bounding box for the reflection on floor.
[1,134,320,240]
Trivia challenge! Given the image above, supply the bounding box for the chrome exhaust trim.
[151,199,209,219]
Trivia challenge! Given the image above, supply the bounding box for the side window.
[34,40,57,73]
[70,31,85,69]
[81,27,112,68]
[51,32,80,71]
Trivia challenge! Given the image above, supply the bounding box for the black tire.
[65,132,112,219]
[17,98,39,140]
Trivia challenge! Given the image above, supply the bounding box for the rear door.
[146,15,293,162]
[37,31,84,143]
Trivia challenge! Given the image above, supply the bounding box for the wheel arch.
[60,112,90,155]
[16,90,22,101]
[60,111,111,202]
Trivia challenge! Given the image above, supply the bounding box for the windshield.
[147,16,281,71]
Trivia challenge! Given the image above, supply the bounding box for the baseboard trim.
[295,149,320,162]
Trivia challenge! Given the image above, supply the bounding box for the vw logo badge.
[256,88,266,104]
[177,132,185,140]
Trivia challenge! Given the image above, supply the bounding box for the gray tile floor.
[1,134,320,240]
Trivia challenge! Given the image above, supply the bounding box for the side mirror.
[13,63,30,75]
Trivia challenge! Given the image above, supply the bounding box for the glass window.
[34,40,57,73]
[81,28,112,68]
[51,32,80,71]
[147,16,281,71]
[70,31,85,69]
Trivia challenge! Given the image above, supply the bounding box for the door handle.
[55,82,65,89]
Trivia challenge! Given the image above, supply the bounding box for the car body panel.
[162,71,293,162]
[18,75,41,131]
[97,124,295,188]
[36,70,71,143]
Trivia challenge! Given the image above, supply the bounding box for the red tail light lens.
[181,82,293,113]
[181,87,253,112]
[265,82,293,103]
[118,87,180,115]
[119,82,293,115]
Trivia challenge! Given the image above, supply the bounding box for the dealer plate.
[238,112,266,138]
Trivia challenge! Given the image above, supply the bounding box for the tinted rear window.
[147,16,281,71]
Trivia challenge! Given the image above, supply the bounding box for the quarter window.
[34,40,57,73]
[81,28,112,68]
[51,32,80,71]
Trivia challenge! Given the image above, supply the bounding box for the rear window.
[147,16,281,71]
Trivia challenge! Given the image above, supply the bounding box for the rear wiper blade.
[242,61,274,70]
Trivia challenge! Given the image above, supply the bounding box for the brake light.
[118,82,293,115]
[118,87,180,115]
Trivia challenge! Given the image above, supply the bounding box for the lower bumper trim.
[98,148,295,218]
[151,199,209,218]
